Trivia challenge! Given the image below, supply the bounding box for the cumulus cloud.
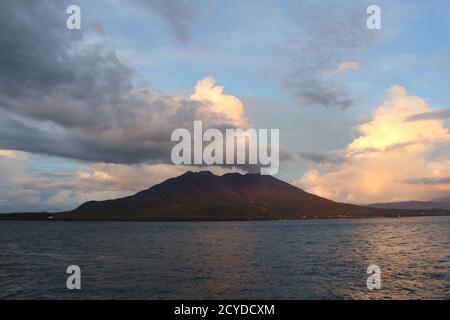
[0,149,246,212]
[0,1,279,212]
[0,1,248,165]
[191,76,249,128]
[282,1,375,110]
[0,150,45,212]
[295,86,450,203]
[0,151,183,212]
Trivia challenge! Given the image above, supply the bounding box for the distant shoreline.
[1,211,449,222]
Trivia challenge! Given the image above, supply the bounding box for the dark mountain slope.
[2,171,449,221]
[65,171,380,220]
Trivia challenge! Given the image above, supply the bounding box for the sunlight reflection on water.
[0,216,449,299]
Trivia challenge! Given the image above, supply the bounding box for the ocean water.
[0,216,449,300]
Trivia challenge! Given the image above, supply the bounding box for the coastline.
[1,211,449,222]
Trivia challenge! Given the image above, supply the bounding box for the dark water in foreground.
[0,216,449,299]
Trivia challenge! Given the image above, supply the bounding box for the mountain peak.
[3,171,450,221]
[182,170,214,176]
[65,170,382,220]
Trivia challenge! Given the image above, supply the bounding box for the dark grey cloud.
[404,177,450,185]
[406,108,450,121]
[125,0,198,45]
[299,150,345,164]
[346,141,424,156]
[0,0,232,164]
[282,1,376,110]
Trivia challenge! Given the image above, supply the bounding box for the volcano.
[2,171,450,221]
[59,171,389,220]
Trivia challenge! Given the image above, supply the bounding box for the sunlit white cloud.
[0,150,18,159]
[191,76,249,128]
[0,150,246,212]
[295,86,450,203]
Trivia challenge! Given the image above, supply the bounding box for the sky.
[1,0,450,212]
